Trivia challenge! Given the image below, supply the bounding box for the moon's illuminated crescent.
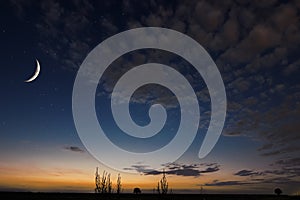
[25,59,40,83]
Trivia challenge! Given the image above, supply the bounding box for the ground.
[0,192,298,200]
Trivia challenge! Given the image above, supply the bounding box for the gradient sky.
[0,0,300,195]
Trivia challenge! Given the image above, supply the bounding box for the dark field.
[0,192,299,200]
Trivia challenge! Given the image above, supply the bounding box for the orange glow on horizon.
[0,171,223,193]
[0,160,244,193]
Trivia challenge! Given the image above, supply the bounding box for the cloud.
[260,146,300,157]
[283,59,300,76]
[205,176,300,187]
[234,169,263,177]
[114,0,300,167]
[222,84,300,162]
[227,165,300,189]
[10,0,300,77]
[64,146,85,153]
[205,180,252,187]
[10,1,118,71]
[124,162,220,177]
[275,157,300,171]
[206,167,300,188]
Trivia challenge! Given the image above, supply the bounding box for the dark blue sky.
[0,0,299,194]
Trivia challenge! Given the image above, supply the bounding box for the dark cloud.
[283,59,300,76]
[205,180,252,187]
[10,0,119,70]
[207,167,300,188]
[226,166,300,190]
[223,91,300,160]
[10,0,300,99]
[10,0,299,74]
[124,162,220,177]
[260,146,300,157]
[275,157,300,171]
[205,176,300,187]
[234,169,263,177]
[64,146,85,153]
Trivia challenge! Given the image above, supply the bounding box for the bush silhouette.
[274,188,282,196]
[133,187,141,194]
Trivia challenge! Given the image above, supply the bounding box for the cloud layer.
[124,162,220,177]
[64,146,85,153]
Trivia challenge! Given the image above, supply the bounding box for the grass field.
[0,192,298,200]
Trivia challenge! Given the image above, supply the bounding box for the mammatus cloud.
[124,163,220,177]
[64,146,85,153]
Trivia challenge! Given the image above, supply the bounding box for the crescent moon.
[25,59,41,83]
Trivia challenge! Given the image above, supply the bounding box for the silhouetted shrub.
[274,188,282,196]
[133,187,141,194]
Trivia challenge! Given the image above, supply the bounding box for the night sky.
[1,0,300,195]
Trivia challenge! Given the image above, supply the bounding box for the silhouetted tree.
[156,169,169,195]
[160,170,168,194]
[107,173,112,193]
[156,182,160,194]
[116,173,122,194]
[95,167,101,193]
[101,171,108,193]
[94,168,117,195]
[133,187,141,194]
[200,185,204,194]
[275,188,282,196]
[95,170,113,194]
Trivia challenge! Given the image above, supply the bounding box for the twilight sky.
[0,0,300,195]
